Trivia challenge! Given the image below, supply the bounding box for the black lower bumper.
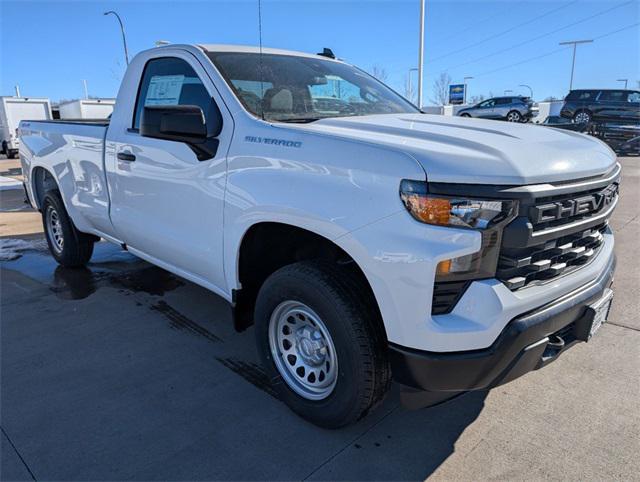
[390,253,616,396]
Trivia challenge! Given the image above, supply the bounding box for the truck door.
[107,53,232,292]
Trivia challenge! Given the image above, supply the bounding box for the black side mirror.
[141,105,207,143]
[140,99,223,161]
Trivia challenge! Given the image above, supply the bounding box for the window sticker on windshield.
[145,75,185,105]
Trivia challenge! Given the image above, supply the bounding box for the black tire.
[255,260,391,428]
[1,141,7,156]
[460,113,471,117]
[573,110,592,124]
[42,191,95,267]
[7,149,17,159]
[506,110,522,122]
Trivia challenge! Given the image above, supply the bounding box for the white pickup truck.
[20,44,619,428]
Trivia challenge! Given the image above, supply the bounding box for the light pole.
[463,76,473,104]
[559,39,593,91]
[519,84,533,99]
[104,11,130,65]
[408,68,418,104]
[417,0,425,108]
[617,78,628,89]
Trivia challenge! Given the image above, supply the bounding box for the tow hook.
[542,334,565,360]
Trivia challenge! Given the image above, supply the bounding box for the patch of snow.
[0,238,48,261]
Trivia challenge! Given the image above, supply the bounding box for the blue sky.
[1,0,638,105]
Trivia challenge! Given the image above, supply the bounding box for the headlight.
[400,180,518,281]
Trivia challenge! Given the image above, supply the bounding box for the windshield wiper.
[272,117,323,123]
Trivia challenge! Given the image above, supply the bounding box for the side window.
[599,91,626,102]
[133,57,211,129]
[495,98,511,105]
[479,99,495,108]
[628,92,640,103]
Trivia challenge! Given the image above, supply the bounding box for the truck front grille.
[497,224,607,290]
[497,179,618,291]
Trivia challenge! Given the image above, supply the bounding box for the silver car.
[457,96,533,122]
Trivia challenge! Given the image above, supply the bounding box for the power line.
[440,0,633,73]
[473,22,639,78]
[427,0,579,64]
[436,3,524,44]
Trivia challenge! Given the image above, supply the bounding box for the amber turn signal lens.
[406,195,451,225]
[436,259,452,275]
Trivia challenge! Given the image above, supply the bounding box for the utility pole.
[408,68,418,104]
[417,0,425,108]
[104,11,130,65]
[83,80,89,100]
[559,39,593,91]
[519,84,533,99]
[14,85,21,98]
[463,76,473,104]
[616,78,628,89]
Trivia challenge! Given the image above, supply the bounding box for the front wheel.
[42,191,95,267]
[506,110,522,122]
[255,260,391,428]
[460,113,471,118]
[573,110,592,124]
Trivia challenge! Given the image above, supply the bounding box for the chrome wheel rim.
[268,300,338,400]
[46,206,64,254]
[575,112,590,123]
[507,112,520,122]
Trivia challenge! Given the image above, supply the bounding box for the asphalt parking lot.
[1,154,639,481]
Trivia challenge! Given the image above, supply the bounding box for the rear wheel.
[42,191,95,267]
[7,149,17,159]
[460,113,471,118]
[1,141,6,155]
[506,110,522,122]
[255,260,390,428]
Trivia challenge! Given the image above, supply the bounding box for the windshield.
[207,52,419,122]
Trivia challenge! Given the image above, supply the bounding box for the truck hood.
[287,113,616,185]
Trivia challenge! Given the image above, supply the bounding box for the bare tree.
[469,94,485,104]
[430,72,452,105]
[403,73,416,104]
[370,65,389,83]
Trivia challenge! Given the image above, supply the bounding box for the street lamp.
[559,39,593,91]
[104,11,130,65]
[463,76,473,104]
[519,84,533,99]
[617,78,628,89]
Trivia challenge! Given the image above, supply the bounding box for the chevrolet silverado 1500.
[19,44,619,428]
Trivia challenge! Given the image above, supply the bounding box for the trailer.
[0,96,52,158]
[58,99,115,120]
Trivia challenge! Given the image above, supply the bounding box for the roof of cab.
[198,44,334,60]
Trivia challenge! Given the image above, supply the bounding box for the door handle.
[117,152,136,162]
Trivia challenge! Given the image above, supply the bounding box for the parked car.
[560,89,640,124]
[0,96,52,158]
[19,44,619,428]
[541,115,587,132]
[457,96,534,122]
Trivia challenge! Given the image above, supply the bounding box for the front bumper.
[389,252,615,396]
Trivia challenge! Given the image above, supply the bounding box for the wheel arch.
[31,165,60,210]
[232,221,387,341]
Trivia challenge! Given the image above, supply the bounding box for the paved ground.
[1,154,639,481]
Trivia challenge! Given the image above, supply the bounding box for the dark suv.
[457,96,534,122]
[560,89,640,124]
